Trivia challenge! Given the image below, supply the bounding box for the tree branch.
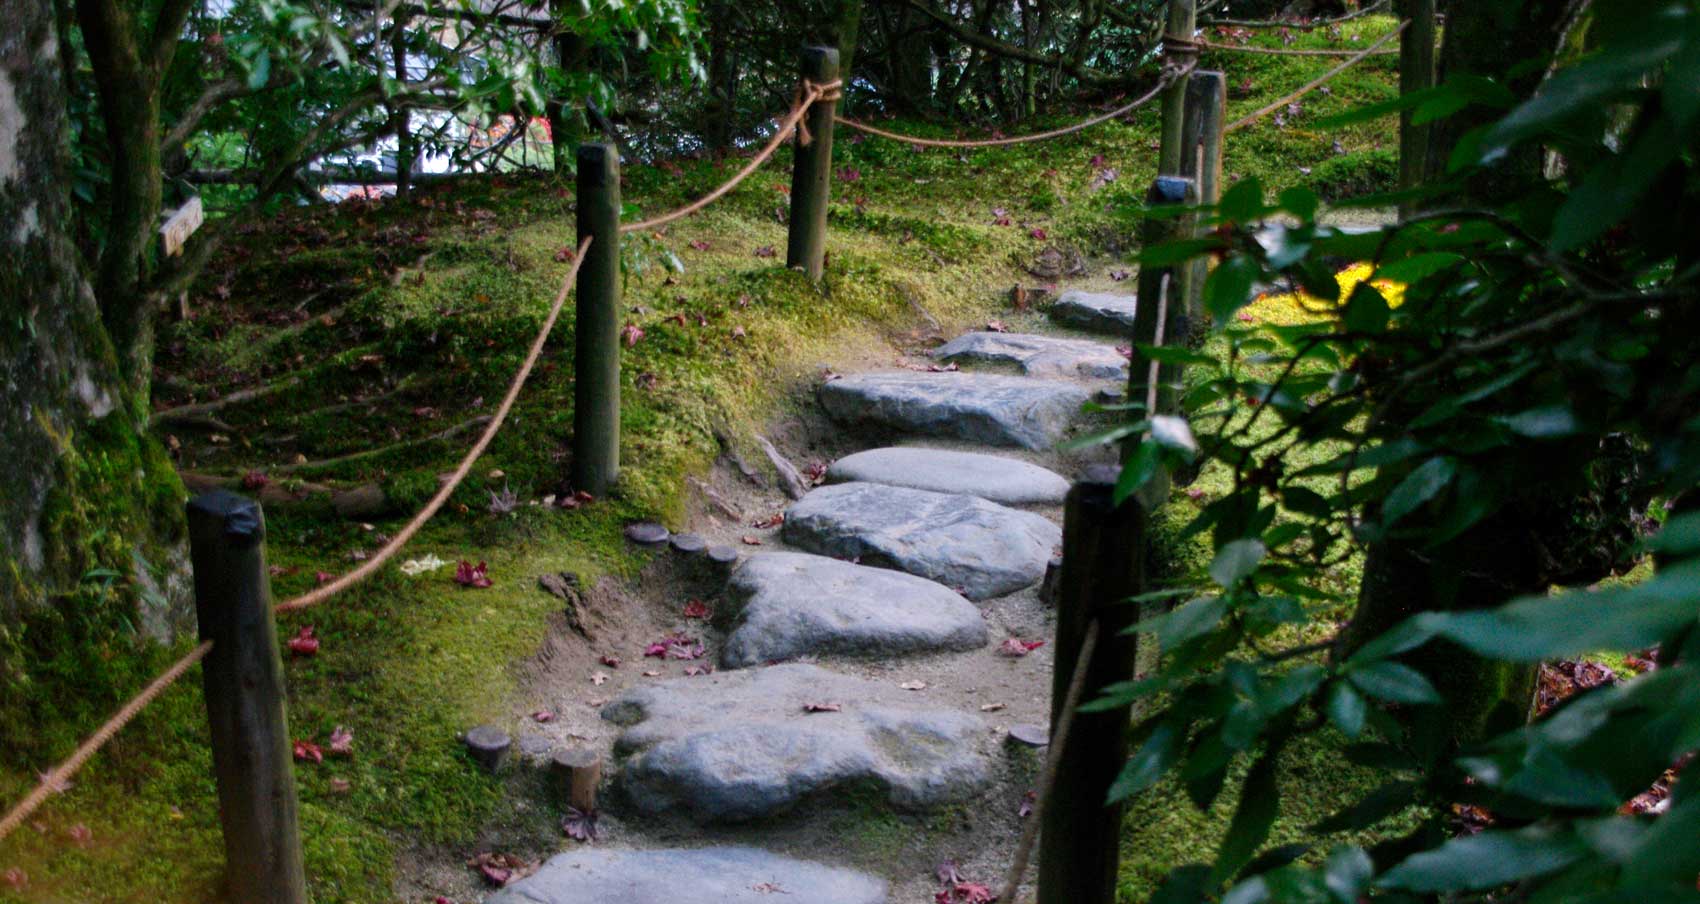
[148,0,198,77]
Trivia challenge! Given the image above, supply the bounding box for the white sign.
[159,195,204,257]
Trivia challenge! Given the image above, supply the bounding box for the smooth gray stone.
[601,663,988,821]
[825,447,1070,506]
[781,483,1061,600]
[819,372,1090,451]
[1049,290,1138,335]
[486,847,888,904]
[933,331,1128,381]
[720,553,987,668]
[671,532,708,555]
[625,522,671,546]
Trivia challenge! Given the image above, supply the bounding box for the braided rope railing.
[0,237,594,843]
[621,79,842,233]
[835,61,1194,149]
[998,619,1101,903]
[1194,35,1400,57]
[1226,21,1407,134]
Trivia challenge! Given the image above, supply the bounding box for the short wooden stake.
[1178,70,1227,322]
[785,46,840,280]
[552,747,601,812]
[1036,467,1147,904]
[573,143,621,495]
[187,491,307,904]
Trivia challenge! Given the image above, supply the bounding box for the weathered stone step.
[933,331,1128,381]
[487,847,888,903]
[601,664,989,822]
[720,552,987,668]
[782,482,1061,600]
[819,372,1090,451]
[1049,290,1138,335]
[826,447,1070,506]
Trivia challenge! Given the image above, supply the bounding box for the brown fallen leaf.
[803,702,843,713]
[591,671,609,686]
[741,535,764,546]
[979,703,1006,712]
[643,669,662,677]
[899,680,927,691]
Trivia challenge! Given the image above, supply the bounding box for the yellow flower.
[1245,262,1406,326]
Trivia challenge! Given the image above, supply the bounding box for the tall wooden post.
[1178,70,1226,323]
[786,46,840,280]
[1037,467,1147,904]
[574,143,621,495]
[1157,0,1199,176]
[1131,176,1197,438]
[1397,0,1437,218]
[187,491,307,904]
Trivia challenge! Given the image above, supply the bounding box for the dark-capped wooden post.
[786,46,840,280]
[1130,176,1197,437]
[574,143,621,495]
[1037,467,1147,904]
[1396,0,1437,218]
[187,491,307,904]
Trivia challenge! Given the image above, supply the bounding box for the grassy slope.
[0,17,1403,903]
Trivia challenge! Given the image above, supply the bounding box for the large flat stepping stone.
[781,482,1061,599]
[933,331,1128,381]
[602,664,988,821]
[721,552,987,668]
[819,372,1090,451]
[826,447,1070,506]
[1049,290,1138,335]
[487,847,888,903]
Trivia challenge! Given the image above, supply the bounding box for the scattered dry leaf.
[454,561,493,588]
[293,739,324,764]
[328,725,354,756]
[899,680,927,691]
[286,625,320,657]
[999,638,1046,657]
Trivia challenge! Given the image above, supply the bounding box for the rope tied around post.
[833,60,1195,150]
[622,78,842,233]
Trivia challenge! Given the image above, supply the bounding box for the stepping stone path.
[602,664,990,821]
[720,552,987,668]
[826,446,1070,506]
[933,330,1129,381]
[819,371,1090,450]
[512,301,1132,903]
[782,482,1061,600]
[1048,289,1139,334]
[487,847,888,903]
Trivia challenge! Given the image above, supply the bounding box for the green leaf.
[1347,661,1442,705]
[1278,187,1319,222]
[1114,440,1164,506]
[1327,682,1367,738]
[1207,255,1261,324]
[1281,486,1333,519]
[1255,664,1326,717]
[1377,825,1585,892]
[1312,781,1419,832]
[1214,751,1281,883]
[1109,721,1181,801]
[1497,405,1578,438]
[1346,617,1441,666]
[1148,595,1229,649]
[1220,177,1266,223]
[1374,252,1464,284]
[1323,847,1374,904]
[1343,283,1390,334]
[1380,456,1456,528]
[1210,539,1267,588]
[1430,559,1700,660]
[1150,415,1198,457]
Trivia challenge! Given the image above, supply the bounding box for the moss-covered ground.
[1,16,1407,902]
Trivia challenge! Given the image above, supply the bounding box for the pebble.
[624,521,671,546]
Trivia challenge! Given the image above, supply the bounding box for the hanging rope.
[620,79,842,234]
[0,640,213,842]
[1226,21,1408,134]
[834,61,1194,149]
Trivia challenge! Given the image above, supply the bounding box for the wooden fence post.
[1178,70,1226,322]
[1397,0,1437,219]
[1037,466,1147,904]
[1157,0,1199,176]
[573,142,621,496]
[187,491,307,904]
[1131,176,1197,434]
[786,46,840,280]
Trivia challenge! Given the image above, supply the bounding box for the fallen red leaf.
[242,470,269,490]
[621,323,644,347]
[293,739,324,764]
[599,655,621,668]
[999,638,1046,657]
[689,239,711,251]
[314,571,334,584]
[682,599,712,619]
[554,246,576,263]
[1029,227,1048,241]
[753,245,777,258]
[741,535,763,546]
[985,320,1009,333]
[752,513,785,529]
[328,725,354,756]
[286,626,320,657]
[563,806,599,841]
[3,868,26,890]
[67,823,92,847]
[454,561,493,588]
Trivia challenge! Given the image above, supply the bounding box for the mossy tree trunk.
[1,0,188,682]
[1344,0,1607,757]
